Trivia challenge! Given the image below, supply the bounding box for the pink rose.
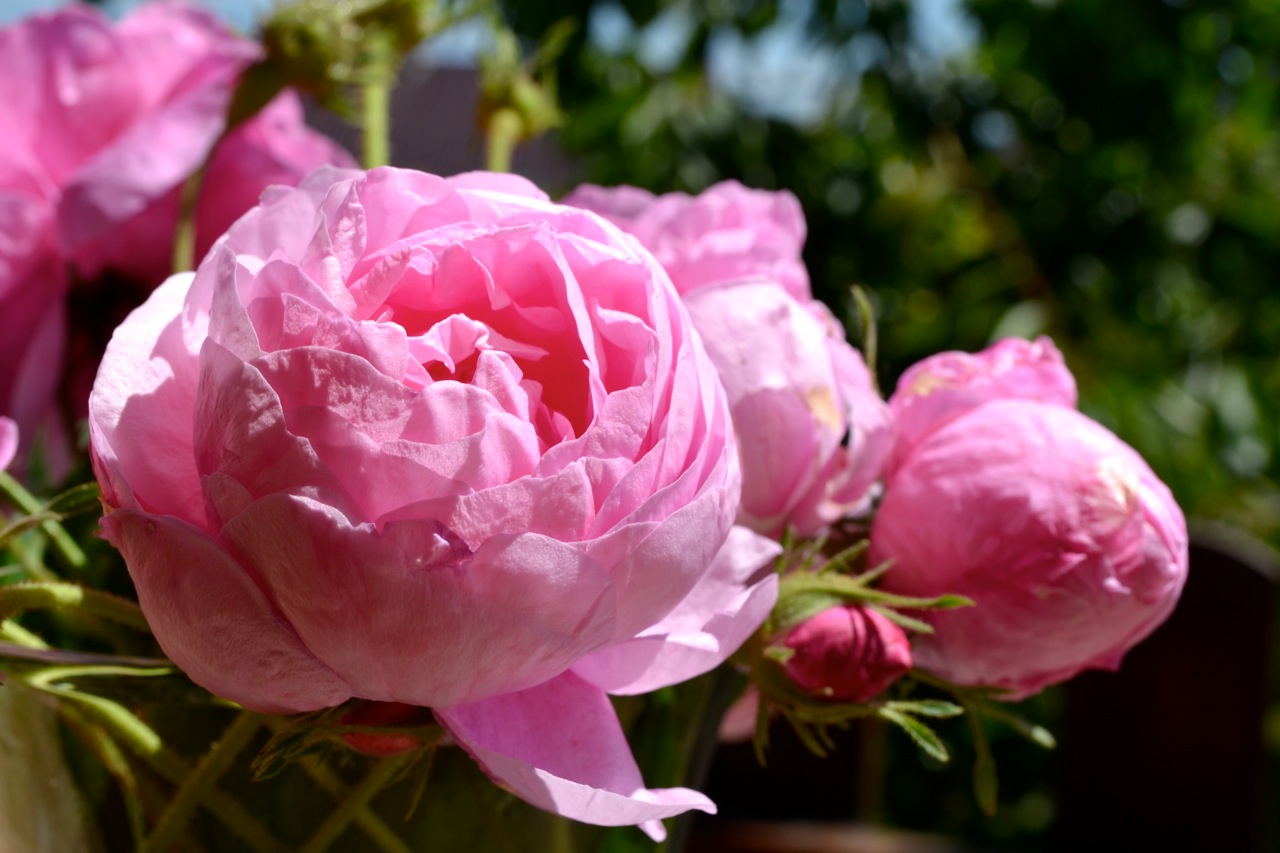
[562,181,811,299]
[0,418,16,473]
[871,338,1188,699]
[886,335,1077,477]
[684,282,891,536]
[780,604,912,702]
[0,3,354,463]
[90,167,778,836]
[565,183,890,536]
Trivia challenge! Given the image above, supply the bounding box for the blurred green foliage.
[500,0,1280,550]
[496,0,1280,846]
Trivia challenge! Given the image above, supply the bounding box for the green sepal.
[881,699,964,719]
[877,705,950,763]
[849,285,879,385]
[252,703,444,782]
[43,482,102,517]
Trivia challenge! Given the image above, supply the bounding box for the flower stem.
[59,703,148,848]
[0,581,150,631]
[0,472,88,573]
[139,712,262,853]
[485,107,522,173]
[294,753,414,853]
[299,753,414,853]
[171,167,204,273]
[361,32,396,169]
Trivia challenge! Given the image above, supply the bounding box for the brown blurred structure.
[1056,525,1277,852]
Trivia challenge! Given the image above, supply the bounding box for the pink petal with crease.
[437,671,715,839]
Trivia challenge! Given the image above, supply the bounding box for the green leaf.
[762,645,795,664]
[847,558,893,588]
[818,539,869,576]
[882,699,965,719]
[978,702,1058,749]
[867,605,935,634]
[43,483,102,518]
[850,284,879,380]
[878,706,950,763]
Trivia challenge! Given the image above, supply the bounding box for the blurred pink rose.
[0,196,66,463]
[0,3,353,464]
[563,181,811,299]
[780,604,912,702]
[0,418,16,473]
[90,167,778,836]
[564,182,890,536]
[871,338,1188,699]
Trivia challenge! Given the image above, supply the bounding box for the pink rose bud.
[781,605,912,702]
[871,339,1188,700]
[89,167,779,838]
[564,183,891,536]
[338,702,430,757]
[562,181,811,299]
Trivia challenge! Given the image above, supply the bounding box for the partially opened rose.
[90,167,778,835]
[564,182,890,537]
[871,338,1188,699]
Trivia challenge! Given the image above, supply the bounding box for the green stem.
[0,581,150,631]
[0,472,88,573]
[172,168,204,273]
[59,703,148,848]
[299,754,414,853]
[1,617,48,648]
[485,108,522,173]
[140,712,262,853]
[294,754,414,853]
[361,33,396,169]
[86,696,289,853]
[3,537,58,582]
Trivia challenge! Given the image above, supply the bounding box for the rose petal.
[221,493,618,707]
[101,509,351,713]
[574,526,779,694]
[436,671,716,839]
[89,272,205,523]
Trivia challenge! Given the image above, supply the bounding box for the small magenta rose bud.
[338,702,430,757]
[781,605,913,702]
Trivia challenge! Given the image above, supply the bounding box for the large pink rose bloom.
[89,167,778,836]
[0,3,353,460]
[870,338,1188,699]
[564,182,890,536]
